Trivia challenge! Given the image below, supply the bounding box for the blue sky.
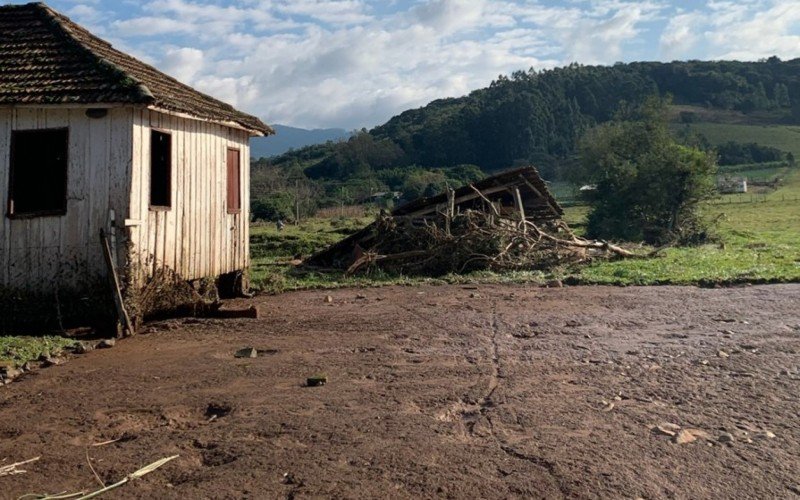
[18,0,800,129]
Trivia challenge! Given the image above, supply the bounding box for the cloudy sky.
[23,0,800,129]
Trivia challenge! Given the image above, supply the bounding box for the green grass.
[717,162,793,182]
[679,122,800,157]
[571,170,800,285]
[0,335,77,368]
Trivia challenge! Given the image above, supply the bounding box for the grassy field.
[250,168,800,291]
[570,170,800,285]
[679,122,800,157]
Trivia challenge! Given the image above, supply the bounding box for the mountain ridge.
[251,124,350,158]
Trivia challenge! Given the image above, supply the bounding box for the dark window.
[226,148,240,213]
[8,128,68,217]
[150,130,171,208]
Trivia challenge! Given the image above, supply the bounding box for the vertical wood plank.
[0,109,10,286]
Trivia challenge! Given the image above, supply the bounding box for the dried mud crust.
[0,284,798,499]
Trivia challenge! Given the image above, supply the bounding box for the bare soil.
[1,284,799,499]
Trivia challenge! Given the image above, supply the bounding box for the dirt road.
[1,284,799,499]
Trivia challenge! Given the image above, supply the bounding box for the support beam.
[518,175,561,217]
[514,187,527,234]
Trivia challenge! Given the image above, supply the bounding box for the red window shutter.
[227,148,240,212]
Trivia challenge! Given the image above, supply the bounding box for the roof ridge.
[0,2,272,135]
[33,2,155,103]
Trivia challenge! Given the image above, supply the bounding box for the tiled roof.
[0,2,273,135]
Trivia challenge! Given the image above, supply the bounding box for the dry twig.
[18,456,178,500]
[0,457,40,477]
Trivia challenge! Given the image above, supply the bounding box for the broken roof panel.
[392,166,563,219]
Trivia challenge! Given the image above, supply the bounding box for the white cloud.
[659,12,702,60]
[274,0,372,25]
[658,0,800,61]
[160,47,205,84]
[51,0,800,129]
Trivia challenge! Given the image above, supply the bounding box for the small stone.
[75,342,94,354]
[324,295,333,303]
[674,429,697,444]
[41,357,60,367]
[469,292,481,298]
[717,350,729,358]
[1,367,22,381]
[98,338,116,349]
[234,347,258,358]
[717,432,735,444]
[673,428,709,444]
[699,359,709,365]
[355,293,367,299]
[653,423,681,436]
[754,430,776,439]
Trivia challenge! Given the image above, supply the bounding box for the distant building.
[717,177,748,194]
[0,3,273,305]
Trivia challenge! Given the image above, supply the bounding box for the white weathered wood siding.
[128,108,250,283]
[0,107,133,293]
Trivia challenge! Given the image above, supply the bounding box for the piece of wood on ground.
[100,229,133,336]
[0,456,40,477]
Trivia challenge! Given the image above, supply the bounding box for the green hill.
[255,57,800,210]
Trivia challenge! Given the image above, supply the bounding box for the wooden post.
[101,229,133,337]
[445,186,455,236]
[295,180,300,225]
[513,187,526,233]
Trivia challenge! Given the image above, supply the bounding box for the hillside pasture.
[680,122,800,158]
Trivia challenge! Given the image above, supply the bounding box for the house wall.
[0,106,133,293]
[128,108,251,284]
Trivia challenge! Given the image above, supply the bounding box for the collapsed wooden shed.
[0,3,273,329]
[306,167,572,274]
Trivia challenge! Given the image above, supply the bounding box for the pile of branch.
[342,209,634,276]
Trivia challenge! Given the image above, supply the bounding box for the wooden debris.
[235,347,258,358]
[85,449,104,488]
[307,167,640,276]
[212,305,259,319]
[0,456,39,477]
[91,437,123,447]
[307,375,328,387]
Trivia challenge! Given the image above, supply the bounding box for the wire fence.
[708,193,800,205]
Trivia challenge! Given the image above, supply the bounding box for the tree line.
[252,57,800,221]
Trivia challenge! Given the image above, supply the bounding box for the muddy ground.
[0,284,799,499]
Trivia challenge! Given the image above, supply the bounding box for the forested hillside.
[253,57,800,218]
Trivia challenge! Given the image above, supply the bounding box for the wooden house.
[0,3,273,318]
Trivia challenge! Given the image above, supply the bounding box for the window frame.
[7,127,70,219]
[149,128,172,211]
[226,147,241,214]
